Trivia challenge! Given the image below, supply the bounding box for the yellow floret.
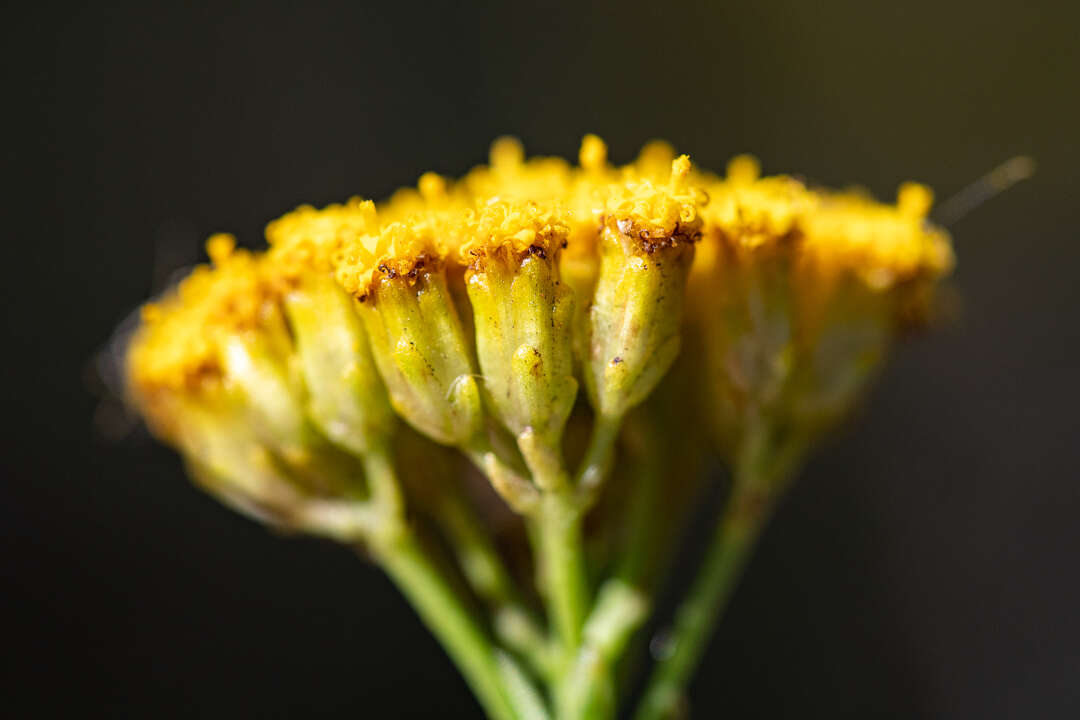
[700,156,818,251]
[127,235,271,397]
[264,198,377,286]
[461,136,575,206]
[334,138,581,296]
[578,134,608,173]
[630,140,680,180]
[692,155,952,290]
[604,155,706,252]
[799,183,954,289]
[454,199,569,262]
[333,211,448,297]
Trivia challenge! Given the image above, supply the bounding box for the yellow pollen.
[264,198,378,282]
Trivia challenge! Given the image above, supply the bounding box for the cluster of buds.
[124,136,953,720]
[688,155,952,501]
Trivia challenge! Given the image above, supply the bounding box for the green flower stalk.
[633,161,953,720]
[123,136,955,719]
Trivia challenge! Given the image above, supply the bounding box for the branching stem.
[376,532,521,720]
[632,424,807,720]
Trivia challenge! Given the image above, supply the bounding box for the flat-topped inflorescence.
[128,134,954,503]
[121,135,959,720]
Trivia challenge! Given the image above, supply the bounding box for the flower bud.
[263,200,398,456]
[690,165,813,452]
[462,203,576,488]
[126,236,374,538]
[692,165,955,450]
[217,316,313,464]
[173,397,375,540]
[280,272,395,455]
[584,156,704,420]
[696,254,795,454]
[351,258,483,447]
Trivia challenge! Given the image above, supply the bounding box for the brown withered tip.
[613,217,703,255]
[373,253,439,289]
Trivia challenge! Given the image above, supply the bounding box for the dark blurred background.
[4,0,1078,717]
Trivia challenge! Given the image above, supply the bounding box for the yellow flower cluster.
[120,137,958,719]
[128,234,267,400]
[126,134,953,473]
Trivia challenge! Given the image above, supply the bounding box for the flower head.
[127,234,281,436]
[126,232,396,539]
[584,155,706,421]
[121,137,958,718]
[689,156,953,455]
[126,135,954,517]
[264,197,377,281]
[263,201,396,456]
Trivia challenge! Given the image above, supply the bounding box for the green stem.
[439,491,553,677]
[377,531,519,720]
[361,442,403,522]
[495,650,553,720]
[466,440,541,514]
[528,412,624,719]
[631,490,767,720]
[562,579,650,720]
[560,416,663,719]
[575,414,623,507]
[537,490,590,658]
[633,429,805,720]
[613,426,665,587]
